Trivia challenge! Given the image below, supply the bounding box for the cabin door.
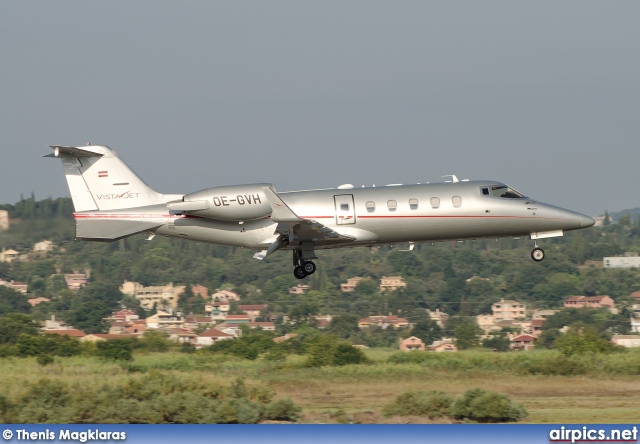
[334,194,356,225]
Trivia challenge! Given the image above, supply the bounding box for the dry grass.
[2,351,640,423]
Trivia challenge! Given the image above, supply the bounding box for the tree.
[0,314,39,344]
[326,314,359,339]
[554,326,619,356]
[454,322,480,350]
[410,319,442,347]
[0,287,31,316]
[332,342,368,366]
[481,334,511,352]
[95,339,134,361]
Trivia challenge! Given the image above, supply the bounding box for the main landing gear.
[531,241,545,262]
[293,249,316,279]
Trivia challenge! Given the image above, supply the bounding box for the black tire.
[294,266,307,279]
[303,261,316,275]
[531,247,545,262]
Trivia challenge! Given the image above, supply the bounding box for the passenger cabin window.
[490,186,525,198]
[452,196,462,208]
[430,197,440,208]
[366,201,375,212]
[387,200,397,211]
[409,198,418,210]
[340,203,350,211]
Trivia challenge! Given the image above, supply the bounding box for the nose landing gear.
[293,249,317,279]
[531,241,545,262]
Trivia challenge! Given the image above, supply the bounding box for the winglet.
[261,187,302,222]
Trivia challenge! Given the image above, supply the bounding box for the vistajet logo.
[95,191,140,200]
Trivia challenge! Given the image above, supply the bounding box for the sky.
[1,1,639,217]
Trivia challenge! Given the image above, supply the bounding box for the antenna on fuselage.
[442,175,459,183]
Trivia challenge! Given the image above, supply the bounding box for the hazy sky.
[1,1,639,216]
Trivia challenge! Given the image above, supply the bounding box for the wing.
[261,186,355,253]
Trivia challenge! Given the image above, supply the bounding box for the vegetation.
[383,390,454,418]
[448,388,528,423]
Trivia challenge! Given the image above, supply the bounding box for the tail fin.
[45,145,164,212]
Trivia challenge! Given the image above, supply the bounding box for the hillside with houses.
[1,196,640,354]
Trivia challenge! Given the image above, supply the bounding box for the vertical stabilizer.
[45,145,164,212]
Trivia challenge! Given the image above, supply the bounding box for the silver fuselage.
[74,181,593,250]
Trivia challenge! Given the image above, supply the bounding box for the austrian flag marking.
[98,171,108,178]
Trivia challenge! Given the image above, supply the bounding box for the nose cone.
[580,214,596,228]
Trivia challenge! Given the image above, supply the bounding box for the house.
[211,289,241,302]
[0,279,28,294]
[213,322,242,337]
[274,333,298,343]
[240,304,267,321]
[379,276,407,291]
[191,285,209,299]
[185,316,214,329]
[0,210,9,231]
[165,328,197,344]
[492,299,526,321]
[81,334,137,342]
[107,309,139,323]
[289,284,310,295]
[340,277,365,292]
[563,295,615,309]
[476,314,498,333]
[427,309,449,328]
[611,335,640,348]
[531,309,558,320]
[399,336,426,351]
[511,334,535,350]
[428,338,458,352]
[314,314,332,329]
[33,240,54,252]
[224,314,250,324]
[65,273,89,291]
[197,328,235,346]
[530,319,545,336]
[246,322,276,331]
[27,297,50,307]
[133,282,185,310]
[145,310,186,329]
[43,329,86,338]
[43,315,71,330]
[125,323,148,334]
[603,253,640,268]
[0,249,20,263]
[359,315,409,329]
[120,280,144,296]
[210,301,230,320]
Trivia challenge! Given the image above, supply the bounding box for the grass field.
[1,349,640,423]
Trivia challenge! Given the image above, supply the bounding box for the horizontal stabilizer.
[43,146,104,158]
[75,218,163,241]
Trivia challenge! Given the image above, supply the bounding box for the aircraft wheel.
[303,261,316,275]
[531,247,545,262]
[294,266,307,279]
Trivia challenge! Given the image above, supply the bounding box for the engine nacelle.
[170,183,275,221]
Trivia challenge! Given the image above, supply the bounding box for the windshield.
[489,186,526,199]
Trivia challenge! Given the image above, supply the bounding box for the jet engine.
[167,183,274,221]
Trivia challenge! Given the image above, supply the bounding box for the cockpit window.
[490,186,525,198]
